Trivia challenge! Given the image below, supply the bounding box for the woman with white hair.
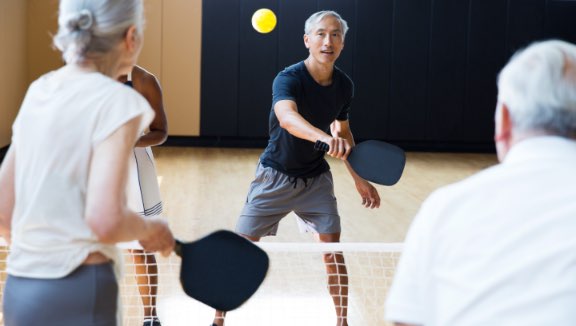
[0,0,174,325]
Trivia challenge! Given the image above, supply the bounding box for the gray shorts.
[236,163,341,237]
[3,263,118,326]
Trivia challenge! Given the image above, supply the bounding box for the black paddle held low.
[315,139,406,186]
[174,230,269,311]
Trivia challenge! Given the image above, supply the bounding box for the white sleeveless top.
[8,67,154,278]
[125,71,164,217]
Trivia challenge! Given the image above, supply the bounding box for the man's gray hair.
[497,40,576,137]
[304,10,349,38]
[54,0,145,64]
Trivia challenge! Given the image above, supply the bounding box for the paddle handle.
[174,239,184,257]
[314,140,330,152]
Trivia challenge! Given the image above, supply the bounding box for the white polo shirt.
[385,136,576,325]
[8,67,153,278]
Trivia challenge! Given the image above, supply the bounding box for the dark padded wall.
[464,0,507,144]
[428,0,468,143]
[353,0,393,140]
[200,0,240,136]
[201,0,576,151]
[389,0,431,142]
[237,0,279,137]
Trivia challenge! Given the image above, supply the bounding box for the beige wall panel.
[162,0,202,136]
[0,0,202,146]
[27,0,61,83]
[27,0,163,81]
[139,0,163,79]
[0,1,28,147]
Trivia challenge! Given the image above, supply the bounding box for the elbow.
[148,128,168,146]
[278,118,293,132]
[85,211,122,244]
[158,130,168,145]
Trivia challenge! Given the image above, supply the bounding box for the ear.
[494,102,513,161]
[124,25,140,52]
[494,102,512,142]
[303,33,310,49]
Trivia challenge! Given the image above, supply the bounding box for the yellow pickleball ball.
[252,8,277,34]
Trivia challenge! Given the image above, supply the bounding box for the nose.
[323,34,332,46]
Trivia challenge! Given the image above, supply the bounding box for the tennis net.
[0,240,402,326]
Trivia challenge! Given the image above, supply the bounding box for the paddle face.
[174,230,269,311]
[315,140,406,185]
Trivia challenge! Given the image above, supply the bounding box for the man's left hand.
[355,179,380,209]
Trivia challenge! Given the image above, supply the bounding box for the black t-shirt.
[260,61,353,178]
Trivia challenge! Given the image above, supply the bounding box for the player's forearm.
[333,123,360,180]
[87,207,150,244]
[344,160,364,182]
[331,121,355,146]
[109,210,153,243]
[279,111,329,143]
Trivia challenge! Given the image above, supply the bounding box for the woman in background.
[120,64,168,326]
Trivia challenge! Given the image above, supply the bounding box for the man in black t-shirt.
[212,10,380,326]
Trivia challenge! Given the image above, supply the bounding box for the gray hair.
[497,40,576,137]
[53,0,144,64]
[304,10,349,38]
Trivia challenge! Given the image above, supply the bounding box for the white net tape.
[0,240,402,326]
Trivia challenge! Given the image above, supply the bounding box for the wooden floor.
[154,146,498,243]
[0,147,499,326]
[142,146,499,325]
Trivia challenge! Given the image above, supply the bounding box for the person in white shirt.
[385,39,576,326]
[0,1,175,325]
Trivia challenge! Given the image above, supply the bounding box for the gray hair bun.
[54,0,143,64]
[67,9,94,31]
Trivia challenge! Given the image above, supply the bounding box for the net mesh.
[0,241,402,326]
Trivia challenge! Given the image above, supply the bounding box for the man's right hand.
[319,136,352,160]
